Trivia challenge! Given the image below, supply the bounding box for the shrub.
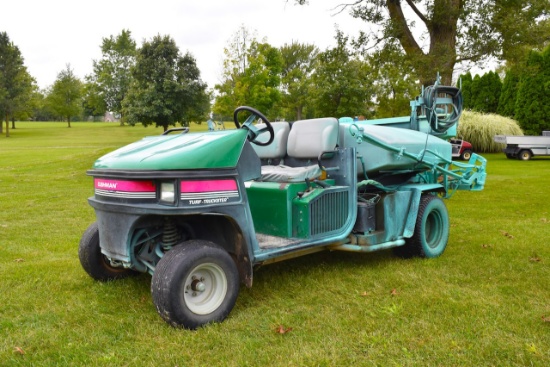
[457,110,523,153]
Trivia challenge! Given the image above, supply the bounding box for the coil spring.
[162,217,178,249]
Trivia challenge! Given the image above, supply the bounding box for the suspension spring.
[162,217,178,250]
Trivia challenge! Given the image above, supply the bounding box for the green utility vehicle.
[79,79,487,329]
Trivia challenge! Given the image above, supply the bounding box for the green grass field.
[1,122,549,366]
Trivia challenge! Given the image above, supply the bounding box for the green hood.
[93,129,249,170]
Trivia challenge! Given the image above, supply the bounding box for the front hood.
[93,129,249,170]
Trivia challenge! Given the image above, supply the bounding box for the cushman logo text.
[97,182,117,189]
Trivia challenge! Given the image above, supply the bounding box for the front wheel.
[78,222,135,281]
[151,240,239,329]
[394,195,449,258]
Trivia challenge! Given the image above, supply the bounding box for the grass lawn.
[1,122,549,366]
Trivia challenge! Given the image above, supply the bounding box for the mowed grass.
[1,122,549,366]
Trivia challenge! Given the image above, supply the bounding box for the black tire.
[78,222,134,281]
[518,150,532,161]
[394,195,449,258]
[460,149,472,161]
[151,240,239,329]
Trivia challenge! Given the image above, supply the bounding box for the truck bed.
[494,135,550,145]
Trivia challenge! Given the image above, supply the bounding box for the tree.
[368,45,419,118]
[493,0,550,67]
[458,72,474,109]
[214,26,283,119]
[213,26,254,118]
[514,46,550,135]
[87,29,136,123]
[279,42,319,120]
[11,70,38,126]
[240,41,282,115]
[497,67,520,118]
[458,71,502,113]
[470,71,502,113]
[123,35,209,131]
[82,80,107,118]
[297,0,550,86]
[311,30,375,118]
[29,89,53,121]
[0,32,34,137]
[47,64,83,127]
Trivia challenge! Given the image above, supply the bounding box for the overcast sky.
[4,0,368,90]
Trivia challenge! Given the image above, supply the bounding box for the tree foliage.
[368,45,419,118]
[86,29,136,122]
[123,35,209,131]
[311,30,375,118]
[459,70,502,114]
[497,66,520,118]
[297,0,550,86]
[216,26,417,121]
[279,42,319,120]
[46,64,83,127]
[493,0,550,67]
[470,71,502,113]
[458,44,550,135]
[240,42,283,114]
[514,47,550,134]
[10,70,38,126]
[459,72,474,110]
[0,32,35,136]
[214,26,282,119]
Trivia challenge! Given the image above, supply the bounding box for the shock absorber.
[162,217,178,250]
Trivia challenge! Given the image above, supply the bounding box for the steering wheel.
[233,106,274,146]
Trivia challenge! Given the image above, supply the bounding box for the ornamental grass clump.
[457,110,523,153]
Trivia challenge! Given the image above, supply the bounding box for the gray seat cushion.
[258,165,322,183]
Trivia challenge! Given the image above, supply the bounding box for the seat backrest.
[251,122,290,159]
[287,118,339,158]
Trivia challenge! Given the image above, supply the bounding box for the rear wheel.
[151,240,239,329]
[460,149,472,161]
[78,222,134,281]
[394,195,449,258]
[518,150,532,161]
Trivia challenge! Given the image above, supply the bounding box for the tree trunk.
[387,0,460,86]
[11,116,16,129]
[295,105,303,121]
[67,116,71,128]
[426,0,459,86]
[5,112,10,137]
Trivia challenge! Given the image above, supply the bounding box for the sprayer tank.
[338,122,452,175]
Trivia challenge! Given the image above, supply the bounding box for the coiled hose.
[423,85,463,134]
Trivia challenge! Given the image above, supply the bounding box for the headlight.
[160,182,176,204]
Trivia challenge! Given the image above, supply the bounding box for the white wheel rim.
[183,263,227,315]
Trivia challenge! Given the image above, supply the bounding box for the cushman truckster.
[79,78,487,329]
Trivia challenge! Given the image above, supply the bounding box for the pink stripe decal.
[95,179,156,192]
[181,179,237,193]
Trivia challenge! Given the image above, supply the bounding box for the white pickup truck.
[494,131,550,160]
